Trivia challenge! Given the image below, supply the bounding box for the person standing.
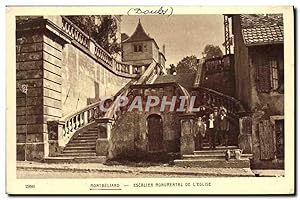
[194,116,206,150]
[218,108,230,147]
[213,107,220,146]
[206,113,217,150]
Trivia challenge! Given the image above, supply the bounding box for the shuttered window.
[256,58,271,92]
[256,57,281,93]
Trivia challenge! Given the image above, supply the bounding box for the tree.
[176,56,199,74]
[65,15,96,36]
[201,45,223,60]
[65,15,121,54]
[169,64,176,75]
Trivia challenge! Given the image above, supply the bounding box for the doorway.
[147,114,163,152]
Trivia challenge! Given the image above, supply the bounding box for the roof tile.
[122,21,153,43]
[240,14,284,46]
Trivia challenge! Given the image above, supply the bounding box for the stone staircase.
[44,125,106,163]
[174,139,253,168]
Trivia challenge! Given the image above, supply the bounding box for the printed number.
[25,184,35,189]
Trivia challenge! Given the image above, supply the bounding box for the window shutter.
[258,120,275,160]
[257,59,271,93]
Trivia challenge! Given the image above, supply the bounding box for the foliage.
[66,15,121,54]
[169,64,176,74]
[201,45,223,60]
[176,55,199,74]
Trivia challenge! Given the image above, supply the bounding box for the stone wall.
[232,15,251,107]
[232,15,284,168]
[248,46,284,168]
[122,40,157,65]
[61,43,131,116]
[108,84,183,159]
[16,16,133,160]
[109,111,180,159]
[201,71,235,96]
[16,27,64,160]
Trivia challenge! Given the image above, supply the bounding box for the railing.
[203,54,234,75]
[94,43,113,66]
[196,87,245,116]
[128,82,191,113]
[136,61,157,84]
[62,16,90,49]
[57,101,105,146]
[61,16,139,77]
[48,78,136,148]
[103,61,162,127]
[192,86,245,143]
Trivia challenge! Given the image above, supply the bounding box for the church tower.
[121,19,166,68]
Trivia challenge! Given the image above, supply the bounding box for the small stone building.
[229,14,284,168]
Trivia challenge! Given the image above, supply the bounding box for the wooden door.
[275,120,284,159]
[147,115,163,152]
[259,120,275,160]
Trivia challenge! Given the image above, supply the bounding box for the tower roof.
[122,20,158,48]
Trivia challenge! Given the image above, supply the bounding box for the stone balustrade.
[53,101,106,148]
[196,87,245,116]
[62,16,90,49]
[61,16,140,77]
[94,44,113,66]
[191,87,246,139]
[203,54,234,75]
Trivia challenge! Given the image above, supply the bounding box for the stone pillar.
[129,65,133,74]
[16,17,66,160]
[179,113,196,155]
[95,118,114,157]
[141,65,145,73]
[89,40,96,54]
[47,120,64,157]
[238,116,253,154]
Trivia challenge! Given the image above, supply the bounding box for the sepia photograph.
[6,6,294,195]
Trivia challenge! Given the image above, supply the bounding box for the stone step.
[76,135,98,139]
[64,146,95,151]
[194,150,241,155]
[81,134,98,137]
[202,145,238,150]
[183,154,226,160]
[71,139,96,143]
[183,154,253,160]
[74,136,98,142]
[58,152,97,157]
[63,149,95,153]
[44,156,106,163]
[73,156,106,163]
[67,142,96,147]
[85,129,98,133]
[174,158,250,168]
[84,131,98,134]
[194,146,239,153]
[87,128,98,131]
[43,156,74,163]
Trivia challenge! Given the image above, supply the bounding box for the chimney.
[162,44,166,55]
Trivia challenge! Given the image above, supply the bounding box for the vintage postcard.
[6,6,294,195]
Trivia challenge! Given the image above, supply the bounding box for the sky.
[121,15,225,67]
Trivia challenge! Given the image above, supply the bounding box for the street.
[17,168,211,178]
